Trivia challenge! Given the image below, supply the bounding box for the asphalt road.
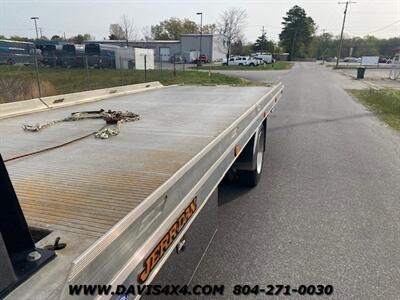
[210,68,290,85]
[190,63,400,299]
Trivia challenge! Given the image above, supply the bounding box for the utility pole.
[30,16,45,103]
[196,12,203,67]
[322,29,326,64]
[39,28,43,39]
[335,1,356,68]
[30,17,39,40]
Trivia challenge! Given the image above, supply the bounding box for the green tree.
[202,24,217,34]
[231,40,243,55]
[109,24,125,40]
[253,32,267,52]
[150,18,217,40]
[308,33,400,59]
[51,35,63,41]
[151,24,170,40]
[151,18,203,40]
[266,41,276,53]
[231,40,254,56]
[279,5,316,59]
[242,44,253,56]
[308,32,335,58]
[378,37,400,57]
[9,35,32,42]
[69,34,94,44]
[0,35,6,39]
[252,32,276,53]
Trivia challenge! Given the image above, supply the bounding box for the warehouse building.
[86,34,226,63]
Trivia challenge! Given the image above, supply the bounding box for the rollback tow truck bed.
[0,83,283,299]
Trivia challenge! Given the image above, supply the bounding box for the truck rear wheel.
[237,123,265,187]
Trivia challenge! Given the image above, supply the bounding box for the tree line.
[231,5,399,59]
[0,33,94,44]
[135,6,399,59]
[310,34,400,59]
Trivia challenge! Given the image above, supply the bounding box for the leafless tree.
[120,14,137,46]
[109,15,137,45]
[141,26,152,41]
[217,8,247,65]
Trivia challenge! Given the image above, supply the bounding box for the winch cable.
[4,109,141,163]
[4,129,102,163]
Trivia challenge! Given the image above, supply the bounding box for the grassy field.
[0,65,255,104]
[350,89,400,131]
[195,61,293,71]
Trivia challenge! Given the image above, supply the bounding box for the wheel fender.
[233,120,267,171]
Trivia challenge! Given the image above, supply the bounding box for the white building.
[86,34,226,63]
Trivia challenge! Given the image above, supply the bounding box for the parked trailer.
[60,44,85,68]
[0,83,283,299]
[115,47,135,69]
[0,40,36,65]
[85,43,119,68]
[41,44,63,67]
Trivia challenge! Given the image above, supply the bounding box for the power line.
[355,19,400,36]
[340,19,400,37]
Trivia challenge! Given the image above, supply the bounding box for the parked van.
[254,53,275,64]
[223,56,260,66]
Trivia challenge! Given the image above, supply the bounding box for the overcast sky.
[1,0,399,42]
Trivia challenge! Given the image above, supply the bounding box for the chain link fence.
[0,53,192,104]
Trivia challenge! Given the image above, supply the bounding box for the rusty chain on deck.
[22,109,142,139]
[3,110,142,162]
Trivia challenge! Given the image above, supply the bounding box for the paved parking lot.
[337,67,400,89]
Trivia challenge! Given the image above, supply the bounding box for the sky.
[0,0,399,42]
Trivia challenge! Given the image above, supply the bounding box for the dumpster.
[357,66,366,79]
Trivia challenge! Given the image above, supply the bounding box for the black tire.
[249,63,255,67]
[238,124,266,187]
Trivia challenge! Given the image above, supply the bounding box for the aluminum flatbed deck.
[2,85,272,238]
[0,83,283,299]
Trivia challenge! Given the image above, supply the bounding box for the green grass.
[194,61,293,71]
[0,65,254,103]
[350,89,400,130]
